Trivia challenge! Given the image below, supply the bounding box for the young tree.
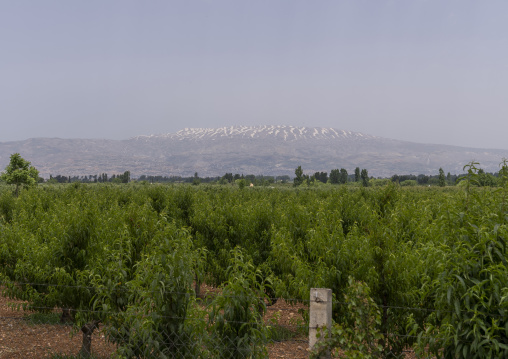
[209,248,269,358]
[0,153,39,196]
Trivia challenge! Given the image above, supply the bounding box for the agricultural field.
[0,168,507,358]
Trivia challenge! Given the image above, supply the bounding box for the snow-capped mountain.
[132,126,376,142]
[1,125,507,178]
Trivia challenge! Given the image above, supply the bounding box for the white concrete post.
[309,288,332,358]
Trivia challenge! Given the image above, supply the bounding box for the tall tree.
[340,168,348,184]
[438,168,446,187]
[355,167,361,182]
[417,174,429,185]
[193,172,201,186]
[222,173,234,183]
[361,169,369,187]
[313,172,328,183]
[0,153,39,196]
[120,171,131,183]
[294,166,304,186]
[329,169,340,184]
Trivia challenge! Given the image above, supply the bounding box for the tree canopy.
[0,153,39,196]
[294,166,304,186]
[438,167,446,187]
[360,168,369,187]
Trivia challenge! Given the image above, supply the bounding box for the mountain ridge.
[131,125,378,142]
[0,125,506,178]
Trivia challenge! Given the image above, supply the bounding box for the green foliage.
[294,166,304,187]
[311,278,383,359]
[340,168,348,184]
[370,178,391,186]
[1,153,39,196]
[95,226,202,358]
[477,169,498,187]
[209,248,269,359]
[313,171,328,184]
[439,167,446,187]
[25,312,63,325]
[498,159,508,216]
[409,162,508,358]
[329,169,348,185]
[0,166,506,357]
[236,178,247,189]
[0,189,16,223]
[329,169,340,184]
[400,179,417,186]
[411,227,508,357]
[360,169,369,187]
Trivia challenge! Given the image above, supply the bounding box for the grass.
[268,324,300,341]
[24,312,64,325]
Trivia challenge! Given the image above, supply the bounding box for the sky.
[1,1,507,149]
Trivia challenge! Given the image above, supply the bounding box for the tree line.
[294,166,369,186]
[48,171,131,184]
[293,165,506,188]
[1,153,506,194]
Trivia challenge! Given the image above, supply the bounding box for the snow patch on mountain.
[132,125,376,142]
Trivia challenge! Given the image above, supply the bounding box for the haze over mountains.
[0,125,507,179]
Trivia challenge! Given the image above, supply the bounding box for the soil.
[0,292,114,358]
[0,284,309,359]
[0,285,419,358]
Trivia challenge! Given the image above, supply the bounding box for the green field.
[0,178,507,358]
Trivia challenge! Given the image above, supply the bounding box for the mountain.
[0,125,507,178]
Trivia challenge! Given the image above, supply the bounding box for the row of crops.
[0,163,507,358]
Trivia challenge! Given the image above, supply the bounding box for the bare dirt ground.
[0,284,309,359]
[0,293,115,358]
[0,285,420,359]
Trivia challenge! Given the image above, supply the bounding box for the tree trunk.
[194,274,201,298]
[79,321,99,358]
[60,308,73,324]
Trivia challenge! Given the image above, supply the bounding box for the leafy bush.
[400,179,417,186]
[209,248,270,359]
[311,278,383,359]
[410,160,508,358]
[94,225,202,358]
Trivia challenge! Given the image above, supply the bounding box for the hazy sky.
[1,1,507,149]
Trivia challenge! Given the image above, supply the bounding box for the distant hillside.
[0,125,507,178]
